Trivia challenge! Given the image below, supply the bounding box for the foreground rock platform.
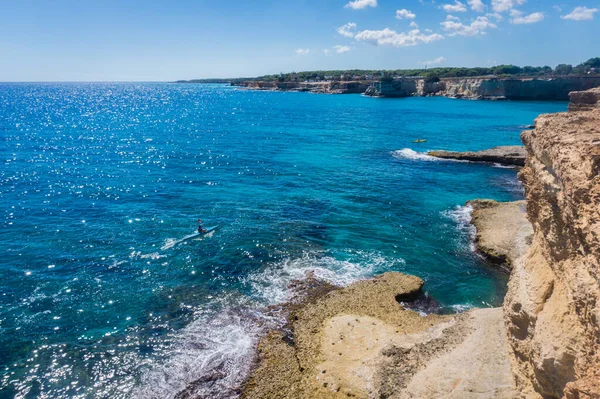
[242,272,516,399]
[428,146,526,166]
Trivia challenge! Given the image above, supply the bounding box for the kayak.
[413,139,427,143]
[161,226,219,250]
[180,226,219,242]
[199,225,219,235]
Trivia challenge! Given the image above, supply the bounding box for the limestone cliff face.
[504,90,600,398]
[364,77,600,100]
[364,79,418,98]
[438,77,600,100]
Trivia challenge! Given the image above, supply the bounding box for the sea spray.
[132,250,404,398]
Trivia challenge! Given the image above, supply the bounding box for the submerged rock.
[428,146,526,166]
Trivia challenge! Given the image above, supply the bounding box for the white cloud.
[441,15,497,36]
[333,45,352,54]
[487,12,503,20]
[561,6,598,21]
[442,1,468,12]
[510,10,544,24]
[295,49,310,56]
[468,0,485,12]
[446,14,461,21]
[345,0,377,10]
[421,56,447,66]
[337,22,358,38]
[491,0,525,13]
[410,21,419,28]
[396,9,416,19]
[354,28,444,47]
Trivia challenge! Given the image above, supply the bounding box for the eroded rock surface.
[242,273,516,399]
[469,199,533,270]
[428,146,526,166]
[504,92,600,398]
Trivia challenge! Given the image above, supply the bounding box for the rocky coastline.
[428,146,527,166]
[241,273,516,399]
[232,77,600,101]
[231,88,600,398]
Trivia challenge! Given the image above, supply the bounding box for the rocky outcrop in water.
[469,200,533,271]
[503,89,600,398]
[428,146,526,166]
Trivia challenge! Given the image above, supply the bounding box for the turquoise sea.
[0,83,566,398]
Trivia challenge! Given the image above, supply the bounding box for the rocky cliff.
[362,77,600,100]
[232,80,370,94]
[440,77,600,101]
[364,79,418,98]
[503,89,600,398]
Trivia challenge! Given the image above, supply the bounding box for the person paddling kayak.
[197,219,207,234]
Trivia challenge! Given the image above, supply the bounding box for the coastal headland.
[227,76,600,101]
[231,89,600,398]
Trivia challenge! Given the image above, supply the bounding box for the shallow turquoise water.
[0,83,566,398]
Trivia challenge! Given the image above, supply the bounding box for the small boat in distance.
[413,139,427,143]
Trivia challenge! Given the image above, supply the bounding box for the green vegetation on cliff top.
[177,57,600,83]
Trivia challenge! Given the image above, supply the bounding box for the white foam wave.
[392,148,438,162]
[133,250,404,398]
[449,303,475,313]
[442,204,476,251]
[492,162,517,169]
[245,251,403,305]
[132,305,280,399]
[160,231,213,251]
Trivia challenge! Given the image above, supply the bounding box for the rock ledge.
[428,146,526,166]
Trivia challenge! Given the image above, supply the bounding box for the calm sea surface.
[0,83,566,398]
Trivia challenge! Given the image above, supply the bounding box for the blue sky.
[0,0,598,81]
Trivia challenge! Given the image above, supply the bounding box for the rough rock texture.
[242,272,516,399]
[428,146,527,166]
[469,199,533,270]
[569,87,600,111]
[401,308,517,399]
[503,93,600,398]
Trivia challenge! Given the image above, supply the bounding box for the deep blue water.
[0,83,566,398]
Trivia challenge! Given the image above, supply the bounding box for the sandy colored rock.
[469,199,533,270]
[401,308,517,399]
[428,146,526,166]
[243,272,517,399]
[569,87,600,111]
[503,97,600,398]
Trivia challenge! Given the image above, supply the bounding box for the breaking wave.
[133,250,404,399]
[392,148,439,161]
